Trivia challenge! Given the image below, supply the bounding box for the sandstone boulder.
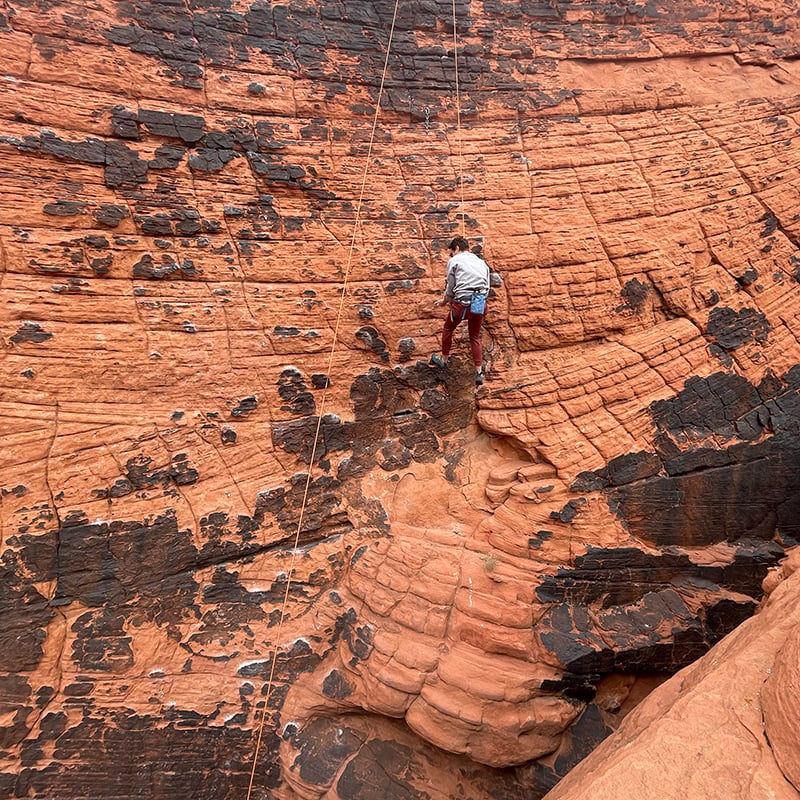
[544,552,800,800]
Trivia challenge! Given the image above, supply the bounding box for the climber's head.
[449,236,469,254]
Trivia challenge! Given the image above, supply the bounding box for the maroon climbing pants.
[441,300,484,367]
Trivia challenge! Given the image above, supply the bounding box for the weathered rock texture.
[545,550,800,800]
[2,1,800,799]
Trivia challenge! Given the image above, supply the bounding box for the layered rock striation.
[545,551,800,800]
[2,1,800,798]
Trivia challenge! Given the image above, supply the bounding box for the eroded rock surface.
[544,552,800,800]
[2,1,800,798]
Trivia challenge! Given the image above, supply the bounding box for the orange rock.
[4,2,800,799]
[544,563,800,800]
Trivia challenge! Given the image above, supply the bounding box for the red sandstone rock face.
[545,552,800,800]
[2,1,800,799]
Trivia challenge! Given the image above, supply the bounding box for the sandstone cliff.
[544,551,800,800]
[2,1,800,799]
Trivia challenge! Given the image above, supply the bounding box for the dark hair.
[449,236,469,252]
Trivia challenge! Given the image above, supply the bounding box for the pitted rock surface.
[2,2,800,799]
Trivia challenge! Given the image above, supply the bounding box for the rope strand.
[452,0,466,237]
[243,1,402,797]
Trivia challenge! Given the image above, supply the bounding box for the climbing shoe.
[475,367,485,386]
[429,353,448,368]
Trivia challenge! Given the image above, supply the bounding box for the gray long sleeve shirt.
[444,251,491,301]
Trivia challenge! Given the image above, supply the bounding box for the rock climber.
[429,236,491,385]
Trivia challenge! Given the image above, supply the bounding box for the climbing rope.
[243,2,402,797]
[452,0,466,237]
